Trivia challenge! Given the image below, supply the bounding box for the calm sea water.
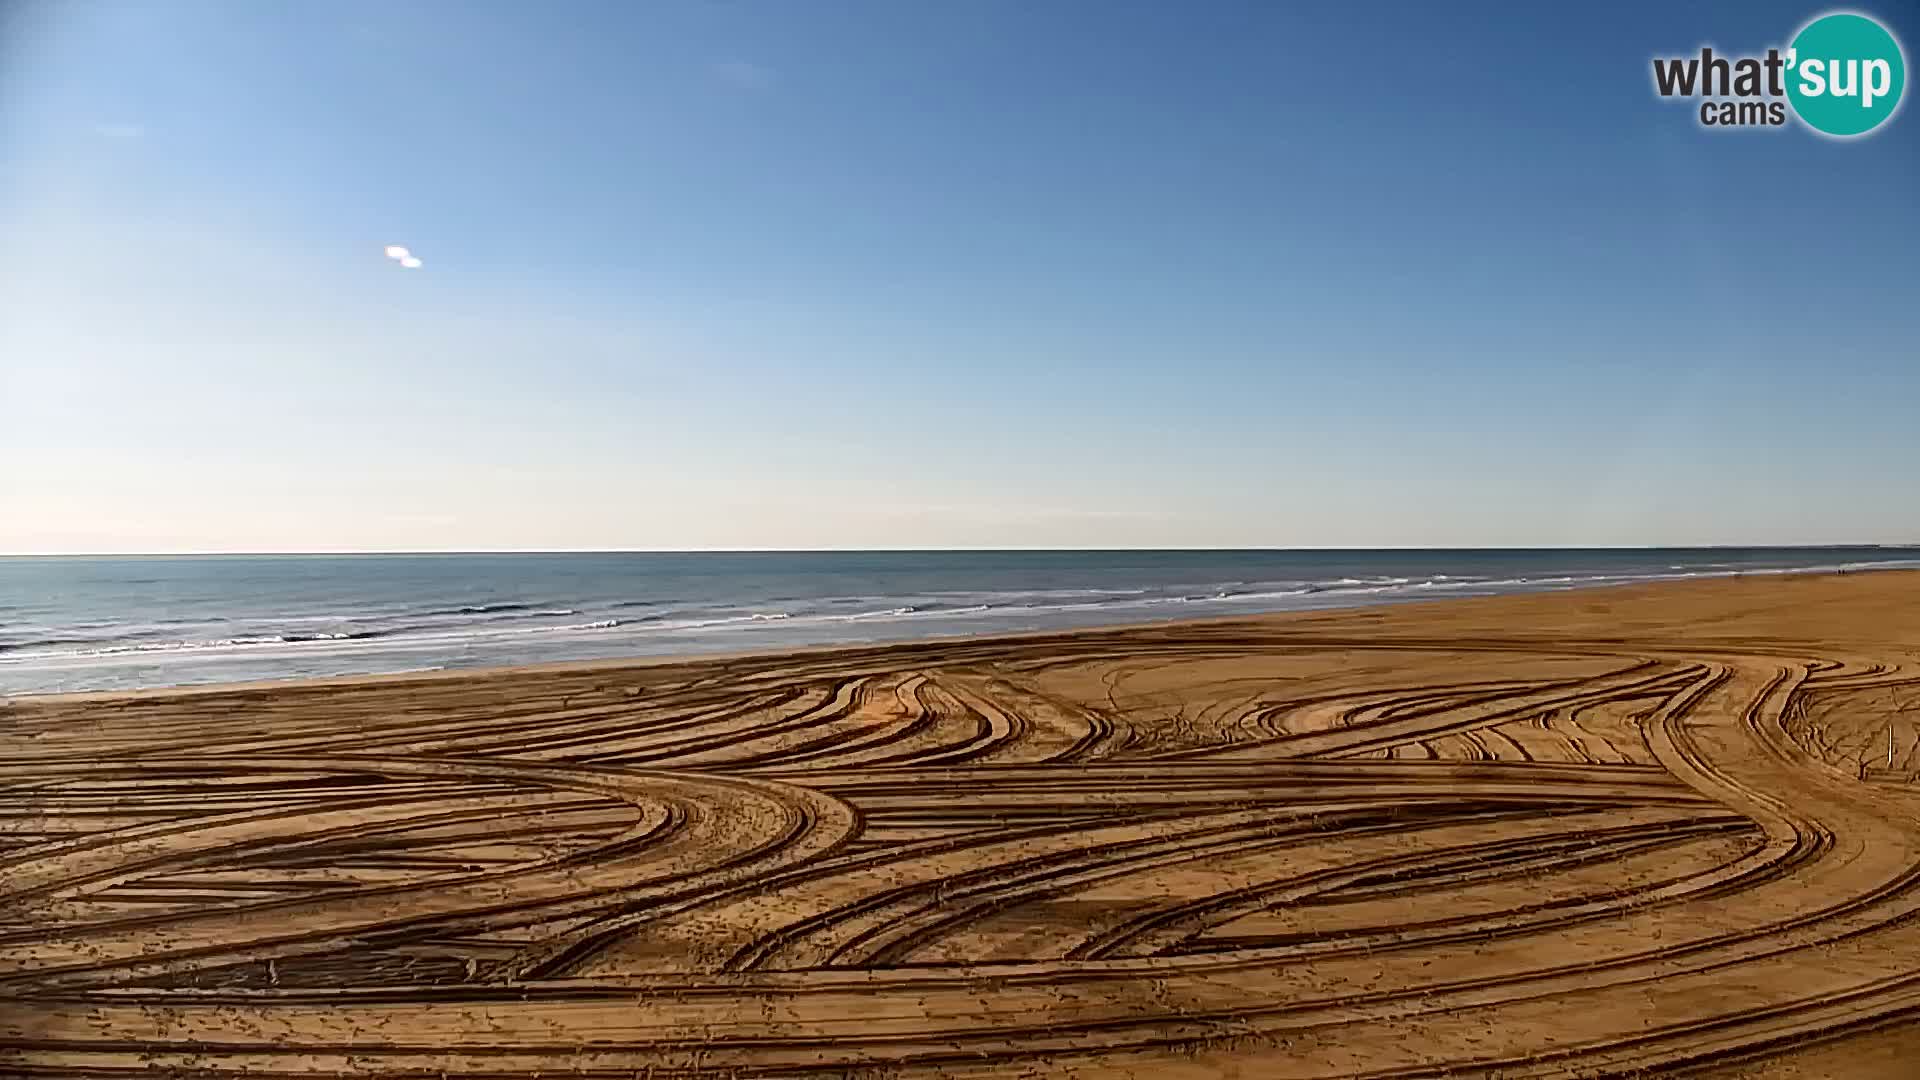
[2,548,1915,695]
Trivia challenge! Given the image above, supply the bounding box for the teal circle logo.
[1786,12,1906,136]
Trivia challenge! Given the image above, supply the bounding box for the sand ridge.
[3,570,1920,1077]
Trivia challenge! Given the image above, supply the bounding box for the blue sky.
[2,0,1915,552]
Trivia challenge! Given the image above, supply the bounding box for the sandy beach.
[4,569,1920,1078]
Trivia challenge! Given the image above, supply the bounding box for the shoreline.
[8,567,1920,1076]
[10,548,1918,700]
[15,564,1917,706]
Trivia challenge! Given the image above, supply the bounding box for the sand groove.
[4,572,1920,1076]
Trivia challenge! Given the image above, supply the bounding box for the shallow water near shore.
[4,547,1917,694]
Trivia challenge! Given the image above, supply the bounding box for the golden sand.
[5,570,1920,1077]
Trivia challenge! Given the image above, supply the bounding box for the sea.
[2,548,1916,696]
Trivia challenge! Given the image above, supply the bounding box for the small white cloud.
[398,255,423,269]
[95,122,145,139]
[713,59,775,90]
[384,244,411,260]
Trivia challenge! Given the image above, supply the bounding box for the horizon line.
[4,543,1917,558]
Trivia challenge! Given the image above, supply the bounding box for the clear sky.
[2,0,1915,553]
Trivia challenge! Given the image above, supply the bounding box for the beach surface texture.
[5,570,1920,1078]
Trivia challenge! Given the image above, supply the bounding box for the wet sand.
[4,570,1920,1078]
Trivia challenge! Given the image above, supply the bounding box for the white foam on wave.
[11,557,1920,682]
[0,616,629,665]
[838,606,918,621]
